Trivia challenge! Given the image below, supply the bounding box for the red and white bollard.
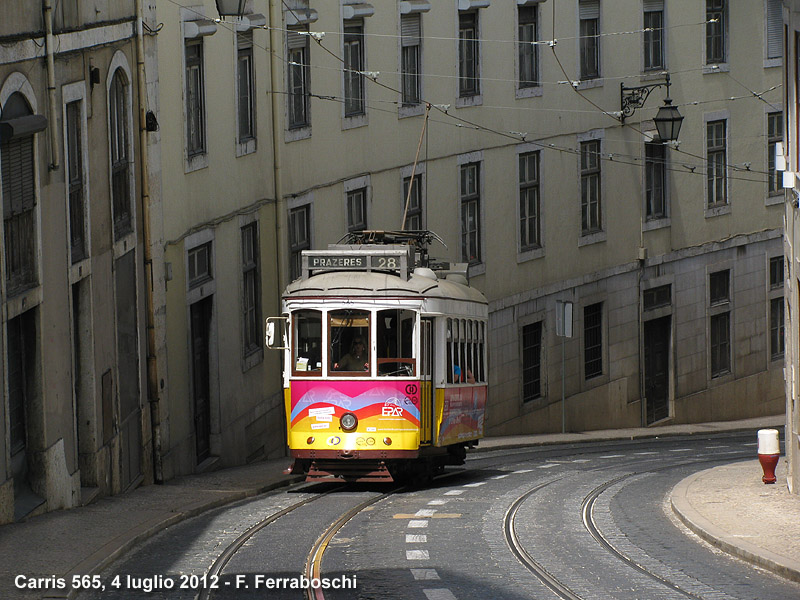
[757,429,780,484]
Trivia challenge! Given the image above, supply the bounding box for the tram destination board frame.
[302,245,413,279]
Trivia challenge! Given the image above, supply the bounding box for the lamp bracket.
[620,73,671,122]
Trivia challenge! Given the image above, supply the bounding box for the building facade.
[267,0,784,436]
[0,1,153,522]
[782,0,799,495]
[148,0,285,480]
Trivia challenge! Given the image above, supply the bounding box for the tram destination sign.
[308,255,367,269]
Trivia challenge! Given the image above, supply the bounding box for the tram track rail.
[503,451,749,600]
[303,489,398,600]
[196,481,345,600]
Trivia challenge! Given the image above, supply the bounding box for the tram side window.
[293,310,322,374]
[447,318,454,383]
[330,309,370,373]
[447,318,481,384]
[377,309,416,376]
[478,321,485,382]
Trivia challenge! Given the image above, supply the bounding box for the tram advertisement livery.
[290,381,422,449]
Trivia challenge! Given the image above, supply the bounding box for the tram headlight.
[340,412,358,432]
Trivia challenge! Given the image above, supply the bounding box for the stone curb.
[470,422,773,453]
[42,475,305,600]
[670,468,800,584]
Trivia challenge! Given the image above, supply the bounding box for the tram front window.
[377,309,416,376]
[293,310,322,374]
[330,310,370,373]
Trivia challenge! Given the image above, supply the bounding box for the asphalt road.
[78,432,800,600]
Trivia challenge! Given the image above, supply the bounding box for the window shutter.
[579,0,599,20]
[642,0,662,12]
[287,27,307,50]
[1,136,35,216]
[767,0,782,59]
[401,14,420,47]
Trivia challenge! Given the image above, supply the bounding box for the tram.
[267,231,489,482]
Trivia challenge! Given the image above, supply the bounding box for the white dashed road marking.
[415,509,437,517]
[406,534,427,543]
[423,589,457,600]
[512,469,534,474]
[444,490,464,496]
[408,520,429,528]
[428,499,449,505]
[463,482,486,487]
[406,549,430,560]
[410,569,440,581]
[537,463,558,469]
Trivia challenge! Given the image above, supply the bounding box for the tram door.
[420,319,434,445]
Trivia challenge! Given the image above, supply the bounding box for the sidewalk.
[0,415,793,599]
[670,459,800,583]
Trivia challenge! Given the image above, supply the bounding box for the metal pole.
[562,334,566,434]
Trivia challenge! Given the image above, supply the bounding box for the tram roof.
[284,270,488,305]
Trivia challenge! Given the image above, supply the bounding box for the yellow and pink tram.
[268,232,488,482]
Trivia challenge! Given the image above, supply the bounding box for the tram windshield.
[293,310,322,373]
[330,310,371,373]
[376,309,416,376]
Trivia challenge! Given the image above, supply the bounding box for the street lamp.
[215,0,251,18]
[620,73,683,142]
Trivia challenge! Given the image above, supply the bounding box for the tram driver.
[334,336,370,372]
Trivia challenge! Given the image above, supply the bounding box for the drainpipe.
[43,0,60,171]
[268,0,284,293]
[268,0,287,452]
[135,0,163,483]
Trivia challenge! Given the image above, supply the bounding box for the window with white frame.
[287,26,310,129]
[645,141,666,220]
[518,5,539,88]
[289,203,311,281]
[185,38,206,156]
[109,68,132,240]
[188,241,212,288]
[237,31,255,144]
[403,173,423,231]
[519,151,541,250]
[343,20,365,116]
[346,187,367,232]
[401,13,421,106]
[581,140,602,234]
[66,99,87,263]
[579,0,600,80]
[709,269,731,377]
[769,256,784,360]
[706,0,726,65]
[768,112,783,196]
[241,222,261,356]
[458,11,480,97]
[643,0,664,71]
[460,161,481,264]
[706,119,727,207]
